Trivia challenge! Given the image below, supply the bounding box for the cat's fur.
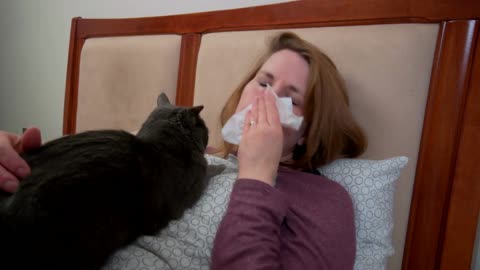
[0,93,210,269]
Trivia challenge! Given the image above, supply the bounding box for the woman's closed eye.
[289,95,303,107]
[258,81,270,88]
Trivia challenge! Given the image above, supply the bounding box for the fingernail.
[16,167,29,177]
[4,180,18,192]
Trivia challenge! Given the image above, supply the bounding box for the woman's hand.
[0,127,42,192]
[237,91,283,186]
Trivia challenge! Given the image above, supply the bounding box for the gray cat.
[0,93,211,269]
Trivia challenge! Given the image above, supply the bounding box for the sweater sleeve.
[211,179,288,270]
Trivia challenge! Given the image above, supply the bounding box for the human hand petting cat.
[0,127,42,192]
[237,90,283,186]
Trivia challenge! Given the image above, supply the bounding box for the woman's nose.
[269,84,286,97]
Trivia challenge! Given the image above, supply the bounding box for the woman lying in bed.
[0,32,366,269]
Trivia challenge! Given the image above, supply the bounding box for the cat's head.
[136,93,209,152]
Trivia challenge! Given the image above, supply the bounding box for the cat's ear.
[190,105,204,115]
[157,93,171,107]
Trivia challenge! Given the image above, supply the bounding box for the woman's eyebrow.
[287,86,300,93]
[258,70,274,80]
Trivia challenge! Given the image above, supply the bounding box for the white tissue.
[221,89,304,145]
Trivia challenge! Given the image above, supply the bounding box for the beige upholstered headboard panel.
[76,35,181,133]
[193,24,439,270]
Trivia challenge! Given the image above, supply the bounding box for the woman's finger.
[245,96,259,131]
[0,135,28,192]
[251,96,259,123]
[0,135,30,177]
[0,167,19,192]
[243,110,253,134]
[257,94,268,126]
[0,127,41,193]
[264,90,281,126]
[21,127,42,152]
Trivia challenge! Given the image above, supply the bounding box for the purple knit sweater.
[211,166,355,270]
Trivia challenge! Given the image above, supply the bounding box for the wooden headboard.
[63,1,480,269]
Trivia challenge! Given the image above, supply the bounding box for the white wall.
[0,0,291,141]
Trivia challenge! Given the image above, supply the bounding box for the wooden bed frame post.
[402,20,480,270]
[63,17,84,135]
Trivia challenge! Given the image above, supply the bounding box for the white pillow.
[104,155,408,270]
[318,156,408,270]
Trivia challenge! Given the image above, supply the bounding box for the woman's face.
[236,49,310,159]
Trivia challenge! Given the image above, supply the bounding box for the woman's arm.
[212,92,285,269]
[211,179,286,270]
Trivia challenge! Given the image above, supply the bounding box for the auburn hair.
[219,32,367,169]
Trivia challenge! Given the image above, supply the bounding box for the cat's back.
[22,130,138,167]
[12,130,144,214]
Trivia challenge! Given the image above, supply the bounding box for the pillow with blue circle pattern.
[318,156,408,270]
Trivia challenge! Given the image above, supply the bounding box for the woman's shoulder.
[277,166,345,189]
[276,166,355,255]
[276,166,353,206]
